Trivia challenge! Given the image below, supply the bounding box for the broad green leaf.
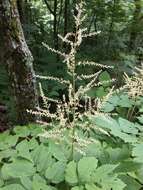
[93,164,117,183]
[99,71,111,87]
[135,165,143,183]
[118,118,138,135]
[29,124,43,136]
[91,115,138,143]
[115,161,141,173]
[78,157,98,183]
[32,182,54,190]
[0,180,4,188]
[14,126,30,137]
[108,95,120,106]
[16,140,32,162]
[20,176,32,190]
[103,178,126,190]
[85,184,101,190]
[137,116,143,124]
[118,95,133,108]
[1,159,35,179]
[101,102,115,112]
[0,134,18,150]
[45,161,66,183]
[28,138,39,150]
[119,175,142,190]
[0,184,25,190]
[132,143,143,163]
[36,145,54,173]
[0,149,17,162]
[49,141,67,161]
[65,161,78,185]
[95,86,107,98]
[71,186,84,190]
[33,173,46,184]
[107,146,130,163]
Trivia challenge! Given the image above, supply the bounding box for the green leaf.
[0,180,4,188]
[132,143,143,163]
[0,184,25,190]
[33,173,46,184]
[29,124,43,136]
[107,146,130,163]
[135,165,143,183]
[99,71,111,87]
[65,161,78,185]
[49,141,67,161]
[20,176,32,190]
[137,116,143,124]
[91,115,138,143]
[86,88,96,98]
[93,164,117,183]
[32,182,54,190]
[119,175,142,190]
[95,87,107,98]
[118,118,138,135]
[28,138,39,150]
[115,161,141,173]
[85,184,101,190]
[78,157,98,183]
[108,95,120,106]
[118,95,133,108]
[1,159,35,179]
[14,126,30,137]
[45,161,66,184]
[0,149,17,162]
[36,145,54,173]
[16,140,32,162]
[71,186,84,190]
[101,102,115,112]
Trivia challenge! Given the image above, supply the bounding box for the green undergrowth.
[0,114,143,190]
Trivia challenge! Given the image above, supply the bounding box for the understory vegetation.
[0,0,143,190]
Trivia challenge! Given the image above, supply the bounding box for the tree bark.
[0,0,38,125]
[129,0,142,51]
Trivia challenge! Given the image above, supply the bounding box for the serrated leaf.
[93,164,117,183]
[78,157,98,183]
[65,161,78,185]
[45,161,66,184]
[49,141,67,161]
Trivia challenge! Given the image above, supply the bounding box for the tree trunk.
[129,0,142,51]
[53,0,58,50]
[64,0,70,36]
[0,0,38,125]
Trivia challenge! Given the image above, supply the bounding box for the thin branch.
[43,0,55,15]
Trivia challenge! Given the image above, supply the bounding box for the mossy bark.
[0,0,38,125]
